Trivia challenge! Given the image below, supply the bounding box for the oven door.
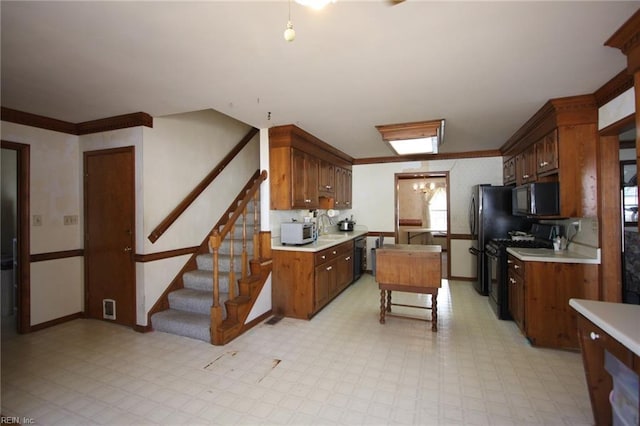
[486,247,501,317]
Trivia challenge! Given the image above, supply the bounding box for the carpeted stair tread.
[151,310,211,342]
[168,288,213,315]
[182,269,234,293]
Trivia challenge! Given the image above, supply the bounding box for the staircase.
[150,170,270,345]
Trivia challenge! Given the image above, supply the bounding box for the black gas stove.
[485,225,556,320]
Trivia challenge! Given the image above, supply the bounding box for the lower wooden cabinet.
[273,240,354,319]
[507,254,598,350]
[575,313,636,425]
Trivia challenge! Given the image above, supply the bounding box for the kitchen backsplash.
[269,209,352,238]
[540,217,599,248]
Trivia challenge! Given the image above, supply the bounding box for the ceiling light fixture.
[376,119,446,156]
[295,0,336,10]
[284,0,296,42]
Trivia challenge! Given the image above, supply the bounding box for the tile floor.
[1,276,594,425]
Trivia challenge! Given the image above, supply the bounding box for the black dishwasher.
[353,236,366,282]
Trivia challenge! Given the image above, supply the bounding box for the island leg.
[379,289,386,324]
[431,289,438,332]
[386,291,392,312]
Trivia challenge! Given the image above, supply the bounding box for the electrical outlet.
[63,215,78,225]
[572,220,581,232]
[32,214,42,226]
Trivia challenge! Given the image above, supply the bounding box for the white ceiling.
[1,1,638,159]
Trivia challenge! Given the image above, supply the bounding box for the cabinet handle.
[589,332,600,341]
[345,256,351,260]
[332,250,337,255]
[326,266,333,271]
[523,174,529,179]
[514,265,520,269]
[507,260,513,264]
[509,278,516,284]
[321,255,326,260]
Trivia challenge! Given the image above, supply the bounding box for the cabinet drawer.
[314,241,353,265]
[507,255,524,277]
[577,315,634,369]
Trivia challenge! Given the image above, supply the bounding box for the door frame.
[1,140,31,333]
[394,171,451,277]
[83,146,137,326]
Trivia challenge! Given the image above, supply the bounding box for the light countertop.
[507,244,601,264]
[569,298,640,357]
[272,229,368,252]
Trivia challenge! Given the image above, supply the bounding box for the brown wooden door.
[84,147,135,327]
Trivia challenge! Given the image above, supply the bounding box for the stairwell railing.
[209,170,267,328]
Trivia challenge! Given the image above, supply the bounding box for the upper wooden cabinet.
[270,125,353,211]
[501,95,598,217]
[515,145,537,185]
[291,149,320,209]
[319,160,335,196]
[334,166,352,209]
[535,129,559,176]
[503,156,516,185]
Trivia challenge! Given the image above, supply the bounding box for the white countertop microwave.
[280,222,315,245]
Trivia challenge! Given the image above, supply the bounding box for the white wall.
[1,121,84,325]
[351,156,503,277]
[2,109,263,328]
[138,109,260,325]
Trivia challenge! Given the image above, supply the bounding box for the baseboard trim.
[133,324,153,333]
[29,312,84,332]
[242,310,273,333]
[449,276,475,282]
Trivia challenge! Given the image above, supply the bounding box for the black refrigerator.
[468,185,529,295]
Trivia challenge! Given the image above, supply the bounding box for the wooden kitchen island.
[375,244,442,331]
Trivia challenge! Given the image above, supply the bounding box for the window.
[428,188,447,231]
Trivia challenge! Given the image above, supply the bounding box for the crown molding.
[1,107,153,135]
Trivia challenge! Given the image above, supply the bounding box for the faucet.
[317,213,332,235]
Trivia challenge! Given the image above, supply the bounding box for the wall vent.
[103,299,116,320]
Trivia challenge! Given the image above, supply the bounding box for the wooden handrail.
[210,170,267,329]
[148,127,259,243]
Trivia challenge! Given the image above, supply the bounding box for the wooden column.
[605,9,640,233]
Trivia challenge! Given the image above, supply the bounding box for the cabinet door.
[503,157,516,184]
[334,166,344,208]
[291,149,319,209]
[508,268,524,331]
[516,147,534,184]
[344,169,352,208]
[535,130,559,175]
[319,160,335,195]
[576,314,635,426]
[337,251,354,290]
[314,263,330,309]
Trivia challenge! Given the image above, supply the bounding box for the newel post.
[209,230,223,335]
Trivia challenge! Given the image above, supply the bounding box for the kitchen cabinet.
[535,129,559,176]
[570,300,640,426]
[319,160,335,197]
[515,145,537,185]
[273,240,354,319]
[503,156,516,185]
[269,124,353,211]
[507,254,598,350]
[507,255,525,331]
[291,149,319,209]
[334,166,352,209]
[500,95,598,217]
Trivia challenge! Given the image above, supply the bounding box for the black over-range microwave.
[512,182,560,216]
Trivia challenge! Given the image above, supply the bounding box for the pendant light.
[284,0,296,42]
